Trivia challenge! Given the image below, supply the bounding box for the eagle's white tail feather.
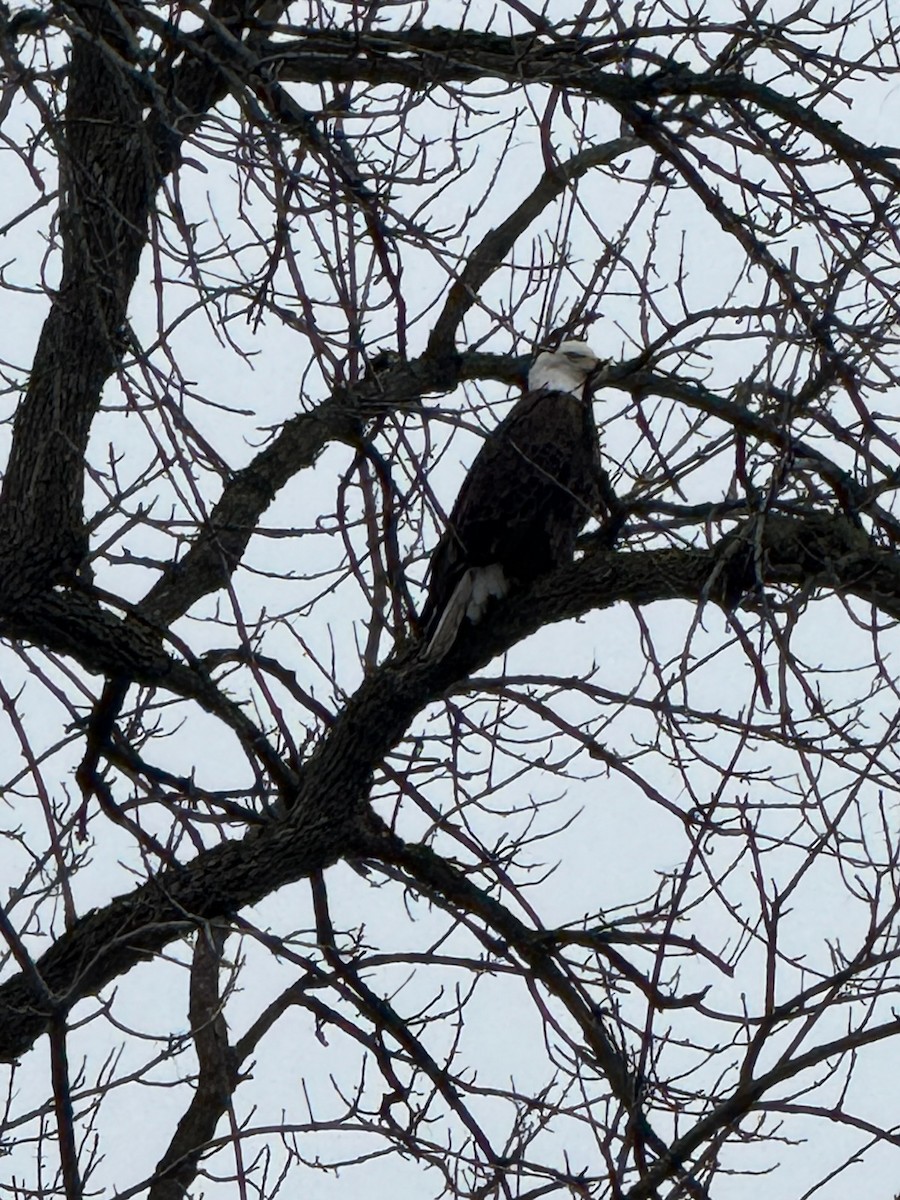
[466,563,508,621]
[424,565,508,660]
[424,569,474,661]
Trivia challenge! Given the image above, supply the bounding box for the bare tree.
[2,0,900,1195]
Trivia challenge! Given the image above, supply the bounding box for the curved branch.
[426,137,637,356]
[136,347,528,630]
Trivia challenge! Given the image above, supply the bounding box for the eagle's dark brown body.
[421,380,601,657]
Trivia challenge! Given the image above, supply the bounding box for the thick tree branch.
[0,512,895,1063]
[0,0,280,604]
[0,0,154,594]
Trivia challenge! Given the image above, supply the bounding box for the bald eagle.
[420,341,604,660]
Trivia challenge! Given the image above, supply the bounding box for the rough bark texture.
[0,2,154,592]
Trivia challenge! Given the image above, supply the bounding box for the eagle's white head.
[528,340,601,398]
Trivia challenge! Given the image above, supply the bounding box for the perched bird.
[420,340,604,660]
